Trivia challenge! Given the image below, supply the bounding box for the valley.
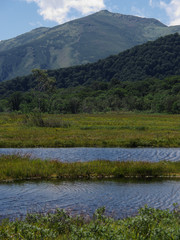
[0,9,180,239]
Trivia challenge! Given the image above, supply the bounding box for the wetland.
[0,112,180,239]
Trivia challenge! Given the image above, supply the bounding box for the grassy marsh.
[0,155,180,181]
[0,112,179,148]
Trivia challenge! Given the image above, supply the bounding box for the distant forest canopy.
[0,33,179,114]
[0,75,179,114]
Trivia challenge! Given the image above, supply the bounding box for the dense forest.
[0,34,179,114]
[0,75,179,114]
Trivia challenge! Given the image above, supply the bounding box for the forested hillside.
[0,34,179,114]
[1,33,180,91]
[50,33,180,88]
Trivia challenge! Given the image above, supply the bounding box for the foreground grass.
[0,206,180,239]
[0,112,180,147]
[0,155,180,181]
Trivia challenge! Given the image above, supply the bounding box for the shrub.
[23,111,71,128]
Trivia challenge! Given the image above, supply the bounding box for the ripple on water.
[0,147,180,162]
[0,179,180,220]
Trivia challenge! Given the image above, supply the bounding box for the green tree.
[8,91,23,111]
[32,69,56,111]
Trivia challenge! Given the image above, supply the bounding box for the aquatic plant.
[0,155,179,181]
[0,206,179,239]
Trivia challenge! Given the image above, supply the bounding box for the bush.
[43,117,71,128]
[23,110,44,127]
[23,111,71,128]
[1,206,179,239]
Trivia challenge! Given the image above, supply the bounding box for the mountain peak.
[97,9,111,14]
[94,10,166,27]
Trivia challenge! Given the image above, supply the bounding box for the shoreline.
[1,175,180,184]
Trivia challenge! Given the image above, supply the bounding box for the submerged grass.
[0,112,179,147]
[0,205,180,239]
[0,155,180,181]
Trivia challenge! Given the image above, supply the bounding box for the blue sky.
[1,0,180,41]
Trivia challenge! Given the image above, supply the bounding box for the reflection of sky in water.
[0,148,180,162]
[0,179,180,220]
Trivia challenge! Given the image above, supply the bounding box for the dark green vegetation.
[0,205,180,239]
[0,155,180,181]
[0,34,180,114]
[2,76,179,114]
[0,113,179,147]
[1,10,180,82]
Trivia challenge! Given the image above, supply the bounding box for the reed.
[0,155,179,181]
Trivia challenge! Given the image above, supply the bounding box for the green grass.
[0,112,180,148]
[0,155,180,181]
[0,205,180,239]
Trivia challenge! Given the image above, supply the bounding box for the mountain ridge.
[0,10,166,47]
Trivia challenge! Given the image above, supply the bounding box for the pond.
[0,179,180,220]
[0,147,180,162]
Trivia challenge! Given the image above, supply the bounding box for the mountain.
[0,33,180,114]
[1,10,180,82]
[0,33,180,96]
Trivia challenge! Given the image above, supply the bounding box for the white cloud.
[25,0,106,24]
[160,0,180,25]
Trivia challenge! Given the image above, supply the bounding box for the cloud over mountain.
[160,0,180,25]
[25,0,106,23]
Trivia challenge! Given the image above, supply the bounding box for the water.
[0,147,180,162]
[0,179,180,220]
[1,148,180,220]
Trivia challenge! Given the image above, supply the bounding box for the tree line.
[0,74,179,114]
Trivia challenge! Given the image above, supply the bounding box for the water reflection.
[0,179,180,220]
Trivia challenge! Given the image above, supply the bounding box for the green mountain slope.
[1,10,180,82]
[49,33,180,88]
[0,33,180,95]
